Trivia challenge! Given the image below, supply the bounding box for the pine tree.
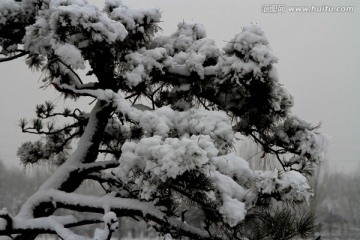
[0,1,326,239]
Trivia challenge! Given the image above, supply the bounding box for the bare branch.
[0,51,28,62]
[51,82,99,98]
[22,122,79,135]
[54,57,83,85]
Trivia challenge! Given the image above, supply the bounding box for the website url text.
[261,4,354,13]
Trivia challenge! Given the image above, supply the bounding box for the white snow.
[123,48,168,87]
[211,153,254,185]
[51,1,128,43]
[256,169,279,195]
[278,170,312,203]
[107,1,161,33]
[224,24,270,55]
[275,115,328,163]
[93,212,118,240]
[22,0,129,70]
[54,43,85,70]
[219,195,246,227]
[255,169,313,203]
[117,135,217,199]
[209,171,249,202]
[185,51,206,78]
[0,0,20,25]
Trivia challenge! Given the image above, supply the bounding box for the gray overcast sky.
[0,0,359,173]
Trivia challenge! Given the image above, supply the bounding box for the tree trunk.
[13,101,113,240]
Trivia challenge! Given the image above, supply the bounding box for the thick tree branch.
[0,215,102,236]
[0,51,28,62]
[78,160,120,175]
[15,101,113,240]
[15,189,223,240]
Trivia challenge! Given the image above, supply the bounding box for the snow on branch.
[93,212,118,240]
[0,209,12,234]
[16,102,113,196]
[47,82,234,150]
[0,213,102,237]
[78,160,120,174]
[15,189,219,240]
[42,216,86,240]
[31,189,164,218]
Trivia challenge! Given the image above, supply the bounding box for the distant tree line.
[0,160,45,214]
[237,140,360,239]
[312,164,360,239]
